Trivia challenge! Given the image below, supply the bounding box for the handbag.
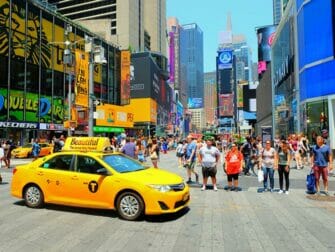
[150,151,158,159]
[258,169,264,183]
[306,168,316,194]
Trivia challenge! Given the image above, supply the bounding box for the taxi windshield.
[103,154,146,173]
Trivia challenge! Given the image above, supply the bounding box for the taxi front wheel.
[116,192,144,221]
[24,185,44,208]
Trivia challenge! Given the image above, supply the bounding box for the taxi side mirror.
[96,168,109,175]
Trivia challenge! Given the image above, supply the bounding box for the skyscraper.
[273,0,282,25]
[48,0,166,55]
[180,23,204,108]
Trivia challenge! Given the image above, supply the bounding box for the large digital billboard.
[219,94,234,117]
[257,25,276,62]
[188,98,203,109]
[120,50,131,105]
[217,50,233,70]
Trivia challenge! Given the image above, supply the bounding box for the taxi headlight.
[148,184,172,192]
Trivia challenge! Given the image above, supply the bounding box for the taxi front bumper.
[143,185,190,215]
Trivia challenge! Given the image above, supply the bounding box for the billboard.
[257,25,276,62]
[124,98,157,123]
[0,88,64,123]
[75,50,89,107]
[188,98,203,109]
[218,68,232,94]
[169,31,175,84]
[219,94,234,117]
[120,50,131,105]
[217,50,233,69]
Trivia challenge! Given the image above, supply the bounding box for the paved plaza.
[1,151,335,251]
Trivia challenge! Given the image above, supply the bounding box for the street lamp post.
[85,36,106,137]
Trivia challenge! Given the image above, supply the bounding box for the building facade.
[204,72,217,126]
[49,0,167,56]
[272,1,296,138]
[0,0,122,143]
[297,0,335,149]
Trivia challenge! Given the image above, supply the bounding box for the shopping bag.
[258,169,264,183]
[306,169,316,194]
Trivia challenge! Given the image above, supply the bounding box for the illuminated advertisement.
[125,98,157,123]
[0,88,64,123]
[75,50,89,107]
[169,31,175,84]
[120,50,131,105]
[95,104,134,128]
[257,25,276,62]
[237,85,244,108]
[219,94,234,117]
[217,50,233,69]
[188,98,203,109]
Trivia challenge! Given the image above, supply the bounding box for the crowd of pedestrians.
[172,132,333,195]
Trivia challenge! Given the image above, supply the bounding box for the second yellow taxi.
[11,137,190,221]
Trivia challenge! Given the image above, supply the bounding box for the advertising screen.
[169,32,175,84]
[188,98,203,109]
[219,94,234,117]
[257,25,276,62]
[0,88,64,123]
[120,50,131,105]
[217,50,233,69]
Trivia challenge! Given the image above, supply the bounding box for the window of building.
[111,28,117,35]
[111,21,116,28]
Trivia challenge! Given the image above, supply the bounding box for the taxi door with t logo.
[70,155,117,208]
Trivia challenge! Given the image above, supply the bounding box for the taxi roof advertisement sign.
[63,137,111,152]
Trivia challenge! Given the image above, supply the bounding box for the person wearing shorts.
[311,136,333,195]
[225,143,244,191]
[184,136,199,183]
[198,137,220,191]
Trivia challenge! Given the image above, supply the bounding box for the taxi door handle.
[37,171,44,176]
[71,176,79,180]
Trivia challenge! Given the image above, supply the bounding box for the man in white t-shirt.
[198,137,221,191]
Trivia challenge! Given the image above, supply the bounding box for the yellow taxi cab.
[11,137,190,221]
[11,143,53,158]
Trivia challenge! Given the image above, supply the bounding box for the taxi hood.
[120,168,184,185]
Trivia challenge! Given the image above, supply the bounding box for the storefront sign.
[39,123,64,130]
[0,122,38,129]
[273,56,290,86]
[75,50,89,107]
[93,126,125,133]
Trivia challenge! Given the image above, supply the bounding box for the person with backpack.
[310,136,333,195]
[276,140,291,194]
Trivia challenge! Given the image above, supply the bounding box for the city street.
[1,151,335,251]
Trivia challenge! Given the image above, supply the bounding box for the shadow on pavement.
[144,207,190,222]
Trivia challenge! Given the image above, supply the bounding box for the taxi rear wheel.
[24,185,44,208]
[116,192,144,221]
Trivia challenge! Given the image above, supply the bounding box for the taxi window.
[41,155,73,171]
[103,154,146,173]
[76,156,106,174]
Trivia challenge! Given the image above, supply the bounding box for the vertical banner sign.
[75,50,89,107]
[121,50,131,105]
[237,85,244,108]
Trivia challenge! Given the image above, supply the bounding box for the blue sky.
[167,0,274,72]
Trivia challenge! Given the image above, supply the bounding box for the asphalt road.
[1,152,335,251]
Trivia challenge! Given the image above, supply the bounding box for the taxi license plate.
[183,193,189,201]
